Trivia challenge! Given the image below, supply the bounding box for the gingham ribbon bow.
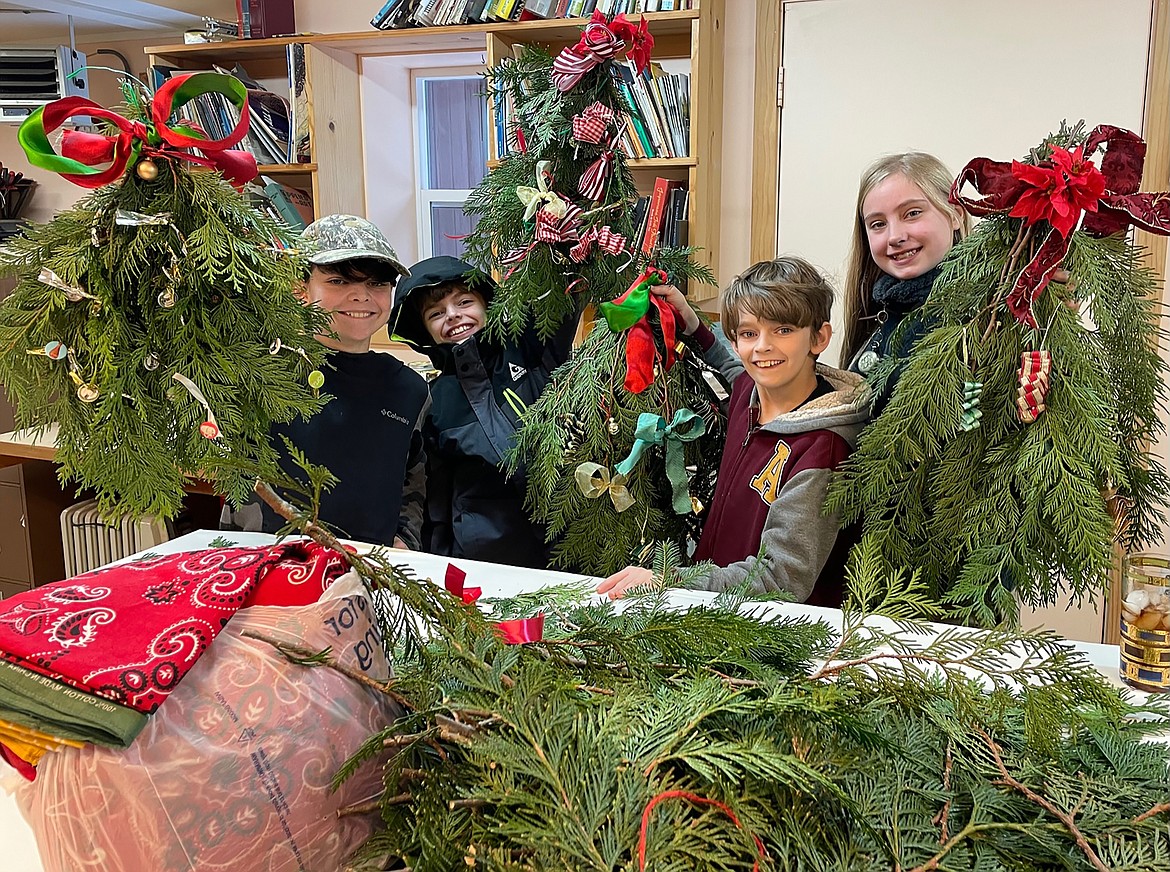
[570,225,626,262]
[534,204,583,245]
[572,102,615,145]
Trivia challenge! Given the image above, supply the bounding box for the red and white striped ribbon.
[579,150,614,201]
[551,23,623,92]
[570,225,627,262]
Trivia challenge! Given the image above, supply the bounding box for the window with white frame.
[413,69,489,260]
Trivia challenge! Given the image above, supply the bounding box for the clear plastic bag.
[17,571,399,872]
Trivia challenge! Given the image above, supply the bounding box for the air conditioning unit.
[0,46,88,123]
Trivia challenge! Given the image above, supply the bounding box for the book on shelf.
[641,176,685,253]
[614,60,689,161]
[370,0,695,28]
[256,175,314,230]
[235,0,296,39]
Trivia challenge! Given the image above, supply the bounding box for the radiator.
[60,500,171,576]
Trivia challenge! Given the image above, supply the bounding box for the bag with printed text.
[17,569,401,872]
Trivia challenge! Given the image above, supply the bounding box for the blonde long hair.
[840,152,970,365]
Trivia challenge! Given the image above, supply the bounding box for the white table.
[0,529,1137,872]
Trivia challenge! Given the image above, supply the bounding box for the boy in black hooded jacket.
[392,256,577,568]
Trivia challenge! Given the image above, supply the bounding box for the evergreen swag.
[256,483,1170,872]
[0,78,328,520]
[460,28,726,576]
[828,123,1170,627]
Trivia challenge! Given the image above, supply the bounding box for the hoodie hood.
[754,364,872,448]
[390,256,497,354]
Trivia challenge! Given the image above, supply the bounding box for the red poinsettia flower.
[1008,145,1107,237]
[610,13,655,73]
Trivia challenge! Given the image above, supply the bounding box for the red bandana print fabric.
[0,542,348,716]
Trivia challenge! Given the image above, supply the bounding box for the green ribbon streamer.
[599,269,665,332]
[615,409,706,513]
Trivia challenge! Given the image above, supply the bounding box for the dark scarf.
[872,265,942,311]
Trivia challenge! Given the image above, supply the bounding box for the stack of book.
[372,0,697,29]
[629,176,689,254]
[614,60,689,159]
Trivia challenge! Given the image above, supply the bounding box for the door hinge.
[777,67,785,107]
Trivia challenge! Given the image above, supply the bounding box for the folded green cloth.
[0,659,147,747]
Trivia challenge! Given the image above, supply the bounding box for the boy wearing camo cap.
[221,215,430,548]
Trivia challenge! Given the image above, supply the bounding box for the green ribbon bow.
[615,409,706,514]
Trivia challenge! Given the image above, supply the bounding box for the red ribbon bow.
[18,72,258,190]
[570,225,627,263]
[572,102,615,145]
[951,124,1170,328]
[552,11,655,92]
[444,564,481,604]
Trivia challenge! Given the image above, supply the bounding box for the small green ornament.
[308,369,325,390]
[960,380,983,432]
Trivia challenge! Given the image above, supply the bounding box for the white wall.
[360,51,484,267]
[775,0,1154,368]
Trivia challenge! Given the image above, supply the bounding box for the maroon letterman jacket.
[690,324,871,605]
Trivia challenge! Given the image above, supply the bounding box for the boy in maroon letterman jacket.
[598,257,871,607]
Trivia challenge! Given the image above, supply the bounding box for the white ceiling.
[0,0,236,42]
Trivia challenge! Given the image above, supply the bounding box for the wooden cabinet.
[0,280,78,595]
[145,4,724,300]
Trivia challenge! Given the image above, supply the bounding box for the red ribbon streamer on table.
[570,225,626,262]
[950,124,1170,328]
[443,564,544,644]
[579,149,615,201]
[495,613,545,644]
[444,564,481,605]
[17,72,258,190]
[572,101,615,145]
[552,11,654,92]
[638,789,767,872]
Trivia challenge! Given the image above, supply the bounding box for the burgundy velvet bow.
[951,124,1170,328]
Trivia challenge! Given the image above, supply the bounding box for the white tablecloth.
[0,529,1135,872]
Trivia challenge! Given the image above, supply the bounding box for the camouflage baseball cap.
[300,214,410,277]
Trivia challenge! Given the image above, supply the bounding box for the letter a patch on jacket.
[749,441,792,505]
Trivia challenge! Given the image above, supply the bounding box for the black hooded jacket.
[391,256,577,568]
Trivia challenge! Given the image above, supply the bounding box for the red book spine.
[641,177,670,255]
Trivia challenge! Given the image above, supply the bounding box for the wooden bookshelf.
[145,4,725,301]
